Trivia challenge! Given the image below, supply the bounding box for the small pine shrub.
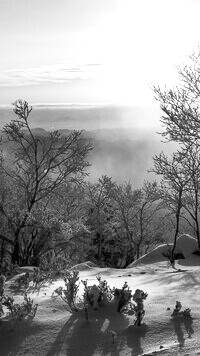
[113,282,132,313]
[1,293,38,321]
[16,272,30,289]
[96,275,113,302]
[132,289,148,326]
[54,271,79,312]
[171,301,192,318]
[32,267,49,288]
[182,308,192,317]
[172,301,182,316]
[81,279,93,307]
[81,275,113,311]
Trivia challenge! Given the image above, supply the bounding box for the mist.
[0,105,176,187]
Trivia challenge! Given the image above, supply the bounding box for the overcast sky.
[0,0,200,106]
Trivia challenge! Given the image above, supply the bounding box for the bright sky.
[0,0,200,106]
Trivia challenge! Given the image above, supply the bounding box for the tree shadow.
[46,313,78,356]
[27,281,52,295]
[46,303,130,356]
[0,319,43,355]
[120,324,148,356]
[171,316,194,349]
[142,269,200,294]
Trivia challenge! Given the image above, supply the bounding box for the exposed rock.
[175,234,199,258]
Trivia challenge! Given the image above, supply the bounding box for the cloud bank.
[0,63,102,87]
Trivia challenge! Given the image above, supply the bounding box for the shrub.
[171,301,192,318]
[113,282,132,313]
[82,275,113,310]
[1,293,38,321]
[81,279,96,307]
[16,272,30,289]
[132,289,148,326]
[96,274,113,302]
[54,273,148,325]
[54,270,79,312]
[32,267,50,288]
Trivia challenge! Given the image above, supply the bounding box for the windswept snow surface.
[1,258,200,356]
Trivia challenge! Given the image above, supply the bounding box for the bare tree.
[134,181,163,259]
[85,175,115,263]
[152,49,200,251]
[152,150,192,258]
[0,99,93,265]
[181,145,200,244]
[152,50,200,144]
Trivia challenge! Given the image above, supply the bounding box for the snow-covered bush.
[112,283,148,325]
[113,282,132,313]
[82,279,96,308]
[0,274,38,321]
[54,270,79,312]
[82,275,113,311]
[96,274,113,302]
[32,267,50,288]
[16,272,30,289]
[132,289,148,326]
[171,301,192,318]
[1,293,38,321]
[86,284,101,310]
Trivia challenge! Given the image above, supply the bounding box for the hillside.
[1,256,200,355]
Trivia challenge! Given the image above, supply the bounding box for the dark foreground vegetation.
[1,50,200,273]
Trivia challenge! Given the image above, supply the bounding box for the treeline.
[2,50,200,269]
[0,103,168,268]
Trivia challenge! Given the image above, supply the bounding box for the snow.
[128,234,200,267]
[127,244,173,267]
[1,253,200,355]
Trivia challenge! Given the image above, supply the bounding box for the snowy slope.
[1,256,200,356]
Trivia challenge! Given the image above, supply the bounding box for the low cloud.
[0,63,102,87]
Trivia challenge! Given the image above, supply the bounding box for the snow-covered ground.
[1,243,200,355]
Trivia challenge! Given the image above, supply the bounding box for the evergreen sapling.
[132,289,148,326]
[54,271,79,312]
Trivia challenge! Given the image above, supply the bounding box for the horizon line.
[0,102,159,109]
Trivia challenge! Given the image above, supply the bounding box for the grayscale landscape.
[1,1,200,355]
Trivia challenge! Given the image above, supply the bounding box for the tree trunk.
[97,231,103,263]
[0,239,5,265]
[12,236,20,265]
[194,187,200,249]
[171,187,183,260]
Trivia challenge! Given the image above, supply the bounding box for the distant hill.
[85,129,176,186]
[0,105,177,187]
[0,104,162,130]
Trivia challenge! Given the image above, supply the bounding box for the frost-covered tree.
[152,49,200,250]
[152,150,192,257]
[0,100,93,265]
[84,176,115,264]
